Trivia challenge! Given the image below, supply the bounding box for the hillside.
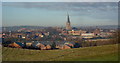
[2,44,118,61]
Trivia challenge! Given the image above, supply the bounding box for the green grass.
[2,44,118,61]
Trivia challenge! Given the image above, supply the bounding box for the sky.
[2,0,120,2]
[2,2,118,27]
[0,1,1,27]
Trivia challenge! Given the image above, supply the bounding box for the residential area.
[1,13,118,50]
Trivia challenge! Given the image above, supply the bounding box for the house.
[55,41,74,49]
[32,41,47,50]
[37,43,46,50]
[26,42,32,47]
[57,44,71,50]
[8,42,24,48]
[62,45,71,49]
[57,45,63,49]
[40,46,46,50]
[67,44,74,48]
[46,45,51,50]
[26,42,33,48]
[64,42,74,48]
[31,41,41,49]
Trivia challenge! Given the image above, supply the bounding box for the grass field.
[2,44,118,61]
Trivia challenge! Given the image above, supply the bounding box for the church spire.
[67,13,70,23]
[66,12,72,30]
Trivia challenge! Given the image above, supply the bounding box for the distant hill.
[2,25,118,32]
[80,25,118,30]
[2,26,46,31]
[2,44,118,61]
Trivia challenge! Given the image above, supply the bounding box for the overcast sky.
[2,0,120,2]
[2,2,118,27]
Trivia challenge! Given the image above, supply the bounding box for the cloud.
[3,2,118,18]
[3,2,118,11]
[3,2,118,26]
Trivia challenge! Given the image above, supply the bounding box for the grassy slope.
[2,44,118,61]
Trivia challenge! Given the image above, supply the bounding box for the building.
[31,41,41,49]
[26,42,33,47]
[63,45,71,49]
[56,45,71,49]
[68,30,86,35]
[81,33,95,38]
[62,13,86,36]
[62,29,86,36]
[56,42,74,49]
[39,44,46,50]
[93,27,101,36]
[64,42,74,48]
[8,42,24,48]
[46,45,51,50]
[66,13,72,30]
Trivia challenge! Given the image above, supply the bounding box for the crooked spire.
[67,12,70,23]
[66,12,72,30]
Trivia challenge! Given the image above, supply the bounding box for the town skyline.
[2,2,118,27]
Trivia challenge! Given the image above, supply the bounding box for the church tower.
[66,13,72,30]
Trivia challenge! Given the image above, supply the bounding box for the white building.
[81,33,95,38]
